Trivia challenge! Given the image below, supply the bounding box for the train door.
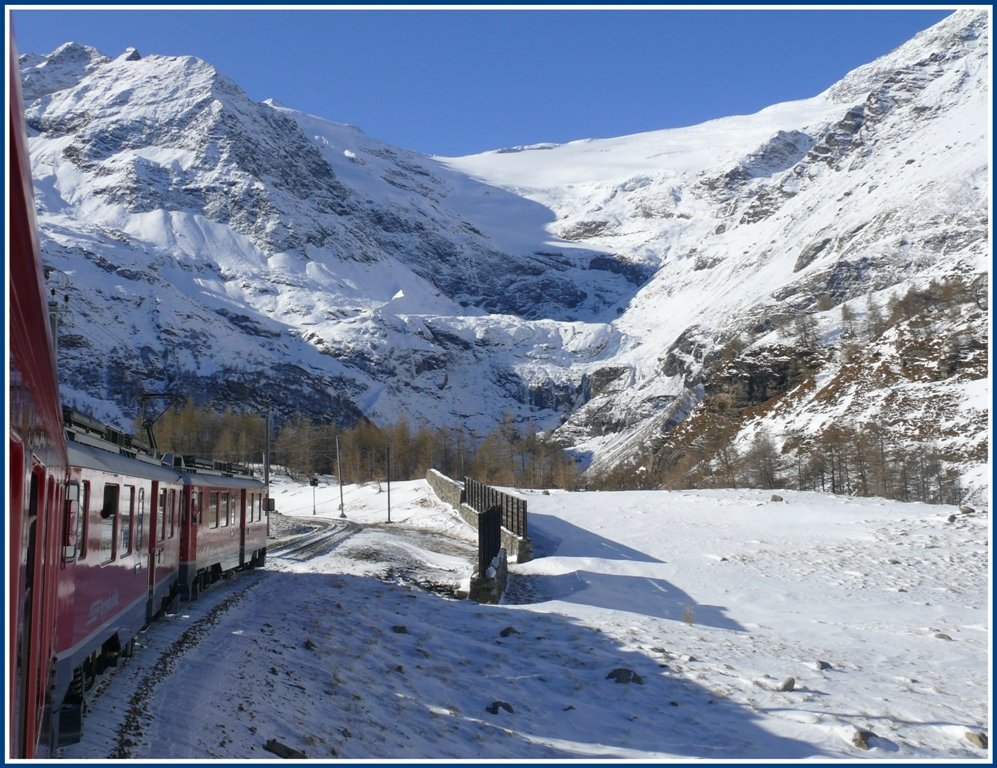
[146,482,160,616]
[15,464,48,758]
[238,489,247,567]
[147,485,178,618]
[179,487,194,563]
[178,486,199,598]
[140,486,148,581]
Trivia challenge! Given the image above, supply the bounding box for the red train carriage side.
[48,433,185,749]
[178,465,267,600]
[8,35,69,760]
[63,410,185,624]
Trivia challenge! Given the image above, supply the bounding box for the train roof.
[64,407,266,490]
[67,439,185,484]
[67,439,267,491]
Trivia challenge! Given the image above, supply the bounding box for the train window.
[169,490,177,538]
[159,489,167,541]
[79,481,90,560]
[221,493,230,527]
[100,485,119,563]
[136,488,145,549]
[9,439,24,520]
[62,483,81,562]
[209,492,219,528]
[29,468,40,518]
[190,490,202,526]
[49,475,57,519]
[120,486,135,556]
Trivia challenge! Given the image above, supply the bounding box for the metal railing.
[463,477,528,538]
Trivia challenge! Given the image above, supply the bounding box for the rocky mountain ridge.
[21,10,989,502]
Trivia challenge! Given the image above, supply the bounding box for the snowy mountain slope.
[442,9,989,496]
[23,42,638,432]
[21,10,989,496]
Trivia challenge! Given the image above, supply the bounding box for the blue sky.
[10,6,955,157]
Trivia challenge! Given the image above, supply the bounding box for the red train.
[50,412,269,749]
[8,38,269,758]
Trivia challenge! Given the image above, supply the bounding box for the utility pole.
[264,410,271,537]
[336,434,346,518]
[386,445,391,523]
[264,411,271,486]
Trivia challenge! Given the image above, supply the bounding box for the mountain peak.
[825,9,985,104]
[19,41,110,101]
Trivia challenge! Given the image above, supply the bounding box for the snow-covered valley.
[55,478,989,760]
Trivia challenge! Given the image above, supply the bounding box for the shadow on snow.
[208,570,822,760]
[514,513,745,632]
[527,513,666,563]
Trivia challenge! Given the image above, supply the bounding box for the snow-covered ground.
[57,478,990,760]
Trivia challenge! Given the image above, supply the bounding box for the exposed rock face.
[699,130,815,204]
[702,348,816,409]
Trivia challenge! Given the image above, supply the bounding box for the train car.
[8,35,69,760]
[45,419,267,749]
[46,415,186,748]
[62,410,186,624]
[178,462,267,600]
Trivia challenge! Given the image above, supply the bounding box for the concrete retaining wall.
[426,468,463,510]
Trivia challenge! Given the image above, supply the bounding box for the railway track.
[269,516,359,561]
